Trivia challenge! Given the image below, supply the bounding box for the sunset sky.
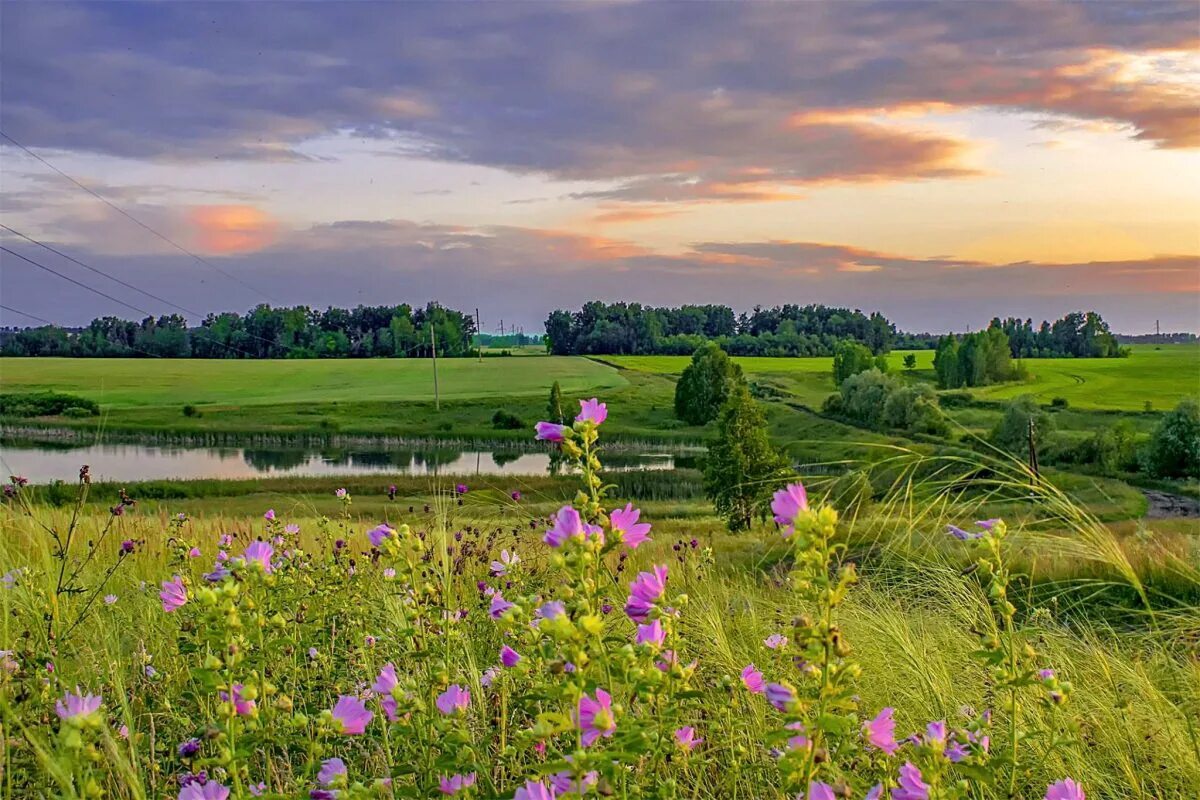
[1,0,1197,333]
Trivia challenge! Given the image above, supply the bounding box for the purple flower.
[120,539,135,554]
[160,576,188,612]
[436,685,471,715]
[893,762,930,800]
[771,483,808,534]
[331,695,373,734]
[188,547,202,558]
[550,769,598,796]
[513,780,557,800]
[674,726,702,751]
[575,398,607,425]
[576,688,616,746]
[500,645,521,667]
[177,738,201,758]
[242,541,274,573]
[765,682,797,712]
[511,491,522,501]
[925,720,947,750]
[764,633,787,649]
[438,773,476,796]
[865,786,883,800]
[635,619,666,648]
[786,721,810,751]
[310,791,336,800]
[1039,668,1056,680]
[248,783,265,797]
[946,741,968,762]
[55,689,102,720]
[535,421,568,442]
[544,506,600,547]
[624,564,668,622]
[104,594,118,605]
[368,524,396,548]
[335,488,347,499]
[318,757,346,786]
[263,509,275,521]
[863,707,899,755]
[490,549,520,576]
[1045,779,1085,800]
[455,483,468,495]
[372,663,398,694]
[179,782,230,800]
[481,666,500,687]
[537,600,566,622]
[204,563,230,582]
[219,533,233,547]
[610,503,651,548]
[219,684,256,716]
[741,664,766,694]
[976,518,1001,530]
[806,782,836,800]
[489,592,514,619]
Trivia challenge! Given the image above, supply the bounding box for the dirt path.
[1142,489,1200,519]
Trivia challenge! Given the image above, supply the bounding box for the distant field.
[0,356,626,408]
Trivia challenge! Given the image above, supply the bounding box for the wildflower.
[610,503,651,548]
[310,791,336,800]
[925,720,947,751]
[500,645,521,667]
[490,549,520,576]
[179,782,230,800]
[159,576,188,612]
[863,707,899,755]
[365,635,376,647]
[331,695,373,734]
[455,483,468,495]
[675,726,702,751]
[544,506,601,548]
[511,490,522,501]
[513,780,557,800]
[242,541,274,573]
[1045,779,1085,800]
[771,483,808,535]
[368,524,396,547]
[741,664,766,694]
[439,774,477,795]
[249,784,265,797]
[490,593,514,619]
[892,762,930,800]
[263,509,275,521]
[624,564,668,621]
[946,741,968,762]
[537,600,566,620]
[806,782,836,800]
[481,666,500,687]
[976,518,1001,530]
[318,757,347,786]
[285,523,300,534]
[219,533,233,547]
[1,568,19,588]
[204,563,230,582]
[786,721,810,751]
[764,633,787,649]
[120,539,135,554]
[177,738,201,757]
[118,724,129,738]
[866,786,883,800]
[765,682,797,712]
[55,689,102,721]
[335,488,347,499]
[437,685,471,715]
[220,684,257,716]
[383,567,396,579]
[550,767,598,795]
[576,398,607,425]
[145,665,158,678]
[577,688,616,746]
[635,619,666,648]
[534,421,568,442]
[1039,668,1056,680]
[104,594,118,605]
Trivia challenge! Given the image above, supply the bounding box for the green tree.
[992,395,1053,455]
[902,353,917,371]
[832,340,878,386]
[674,343,745,425]
[703,386,786,531]
[1146,399,1200,478]
[933,335,961,388]
[547,381,565,423]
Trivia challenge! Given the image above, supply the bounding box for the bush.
[832,369,949,435]
[491,409,525,430]
[1145,399,1200,479]
[0,391,99,417]
[1050,397,1069,410]
[182,404,200,418]
[992,395,1053,454]
[938,391,975,408]
[61,406,95,419]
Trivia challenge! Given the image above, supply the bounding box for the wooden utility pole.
[430,323,440,410]
[475,307,483,363]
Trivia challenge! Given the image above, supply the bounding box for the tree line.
[0,303,477,359]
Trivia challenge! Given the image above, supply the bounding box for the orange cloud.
[188,205,279,254]
[590,207,683,225]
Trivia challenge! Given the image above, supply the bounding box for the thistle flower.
[741,664,766,694]
[318,757,347,786]
[624,564,668,622]
[500,645,521,667]
[635,619,666,648]
[104,594,118,605]
[159,575,188,612]
[1045,779,1085,800]
[331,695,373,734]
[436,685,471,715]
[242,541,274,573]
[55,689,102,721]
[892,762,930,800]
[179,782,230,800]
[765,682,797,712]
[438,773,476,796]
[220,684,257,716]
[863,707,899,755]
[513,780,557,800]
[675,726,702,751]
[576,397,607,425]
[534,421,568,442]
[610,503,651,548]
[764,633,787,649]
[576,688,616,746]
[771,482,808,535]
[511,490,522,501]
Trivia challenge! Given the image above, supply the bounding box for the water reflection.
[0,440,678,483]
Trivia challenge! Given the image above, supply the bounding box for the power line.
[0,128,275,303]
[0,303,54,326]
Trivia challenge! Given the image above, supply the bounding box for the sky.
[1,0,1198,334]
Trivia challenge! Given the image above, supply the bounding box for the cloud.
[187,205,278,254]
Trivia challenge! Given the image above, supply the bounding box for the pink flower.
[610,503,651,548]
[331,695,373,734]
[55,689,102,720]
[674,726,702,751]
[159,576,187,612]
[318,757,347,786]
[576,398,607,425]
[806,782,835,800]
[436,685,471,715]
[373,663,398,694]
[535,421,568,442]
[863,707,899,755]
[1045,779,1085,800]
[219,684,257,716]
[576,688,616,746]
[786,721,810,751]
[771,483,808,535]
[263,509,275,521]
[893,762,930,800]
[635,619,666,648]
[490,549,520,576]
[765,682,796,712]
[865,786,883,800]
[537,600,566,620]
[741,664,766,694]
[624,564,668,621]
[179,782,230,800]
[188,547,201,558]
[439,773,477,795]
[544,506,601,548]
[764,633,787,649]
[489,592,514,619]
[500,645,521,667]
[513,780,557,800]
[368,524,396,547]
[242,541,273,573]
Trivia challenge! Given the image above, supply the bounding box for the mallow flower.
[862,707,899,755]
[892,762,930,800]
[576,688,616,746]
[436,685,471,715]
[674,726,702,751]
[513,780,557,800]
[771,482,808,535]
[331,695,373,734]
[544,506,601,548]
[806,782,836,800]
[1045,779,1085,800]
[765,682,797,712]
[368,524,396,548]
[636,619,666,648]
[624,564,668,622]
[609,503,651,548]
[439,774,477,796]
[159,576,188,612]
[55,689,102,721]
[534,422,568,442]
[500,645,521,667]
[179,782,230,800]
[575,398,607,425]
[741,664,766,694]
[242,541,273,573]
[317,757,347,787]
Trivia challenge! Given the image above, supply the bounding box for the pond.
[0,439,684,483]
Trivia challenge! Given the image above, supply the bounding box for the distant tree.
[832,340,883,387]
[992,395,1053,456]
[703,386,787,531]
[547,381,565,424]
[902,353,917,371]
[1146,399,1200,479]
[933,336,962,388]
[674,343,745,425]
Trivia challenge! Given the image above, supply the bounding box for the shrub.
[833,369,949,435]
[674,342,744,425]
[61,406,95,419]
[1050,397,1069,410]
[1145,399,1200,478]
[182,404,199,418]
[0,391,99,417]
[831,340,882,386]
[992,395,1054,454]
[491,409,525,430]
